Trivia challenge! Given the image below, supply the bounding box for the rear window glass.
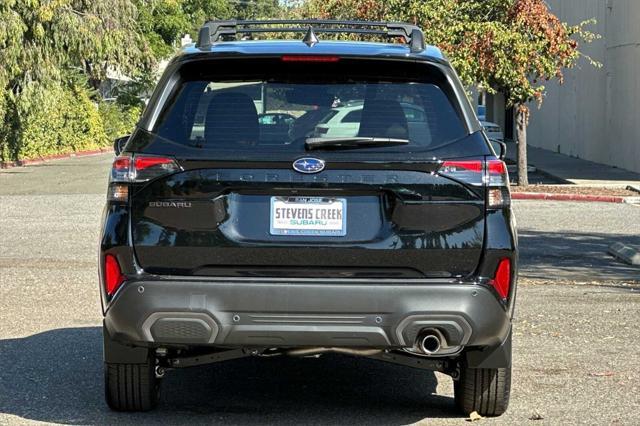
[146,58,476,159]
[341,110,361,123]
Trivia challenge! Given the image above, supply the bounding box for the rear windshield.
[142,58,485,159]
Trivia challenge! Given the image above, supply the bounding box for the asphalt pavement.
[1,153,639,425]
[516,201,640,282]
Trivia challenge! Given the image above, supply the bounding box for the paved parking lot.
[1,154,639,425]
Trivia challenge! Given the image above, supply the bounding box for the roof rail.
[196,20,426,53]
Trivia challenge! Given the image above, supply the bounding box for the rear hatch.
[126,56,492,279]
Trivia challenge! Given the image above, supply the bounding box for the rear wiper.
[305,137,410,150]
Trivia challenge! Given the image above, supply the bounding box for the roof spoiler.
[196,19,426,53]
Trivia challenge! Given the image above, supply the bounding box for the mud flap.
[465,328,512,369]
[103,322,149,364]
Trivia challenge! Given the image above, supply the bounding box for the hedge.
[99,102,142,142]
[0,82,139,163]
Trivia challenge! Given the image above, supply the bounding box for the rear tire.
[454,363,511,417]
[104,358,159,411]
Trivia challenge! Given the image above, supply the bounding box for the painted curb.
[511,192,634,203]
[0,147,113,169]
[608,242,640,266]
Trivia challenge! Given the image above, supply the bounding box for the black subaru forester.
[99,20,517,416]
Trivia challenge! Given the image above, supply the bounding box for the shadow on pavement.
[519,230,640,282]
[0,327,458,425]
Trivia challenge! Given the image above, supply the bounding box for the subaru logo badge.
[293,157,325,174]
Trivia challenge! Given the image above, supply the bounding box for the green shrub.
[98,101,142,142]
[1,82,111,161]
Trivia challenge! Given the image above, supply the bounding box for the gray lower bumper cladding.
[104,277,511,352]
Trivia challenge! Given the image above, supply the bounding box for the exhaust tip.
[418,333,442,355]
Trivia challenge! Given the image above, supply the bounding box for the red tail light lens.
[110,154,180,184]
[104,254,125,296]
[488,160,506,175]
[439,159,510,206]
[281,55,340,62]
[487,160,509,186]
[132,155,180,182]
[134,156,175,170]
[490,258,511,300]
[439,160,483,186]
[441,160,483,173]
[113,156,131,171]
[111,155,132,182]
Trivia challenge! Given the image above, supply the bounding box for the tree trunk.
[516,105,529,186]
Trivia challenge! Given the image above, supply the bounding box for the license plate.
[270,197,346,236]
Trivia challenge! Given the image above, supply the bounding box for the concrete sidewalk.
[505,143,640,187]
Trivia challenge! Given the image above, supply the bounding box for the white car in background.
[481,120,504,142]
[477,105,504,142]
[313,102,428,139]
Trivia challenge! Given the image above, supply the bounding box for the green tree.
[134,0,284,63]
[182,0,234,33]
[235,0,281,20]
[298,0,599,185]
[0,0,154,161]
[135,0,234,60]
[135,0,192,60]
[0,0,287,162]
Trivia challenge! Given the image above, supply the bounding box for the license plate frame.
[270,196,347,236]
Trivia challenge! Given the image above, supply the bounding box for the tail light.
[111,153,180,183]
[489,258,511,300]
[439,160,484,186]
[108,154,181,201]
[438,159,510,208]
[486,160,511,208]
[111,156,131,182]
[133,156,177,173]
[104,254,125,296]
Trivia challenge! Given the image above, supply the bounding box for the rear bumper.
[104,277,511,350]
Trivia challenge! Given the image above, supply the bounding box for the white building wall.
[527,0,640,173]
